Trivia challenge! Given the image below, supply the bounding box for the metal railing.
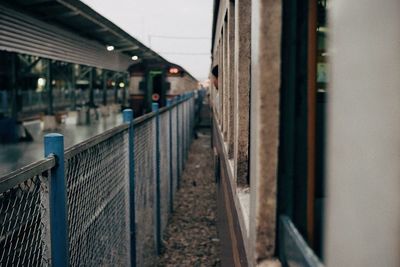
[0,92,196,266]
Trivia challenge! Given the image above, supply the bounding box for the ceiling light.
[107,45,114,51]
[132,55,139,61]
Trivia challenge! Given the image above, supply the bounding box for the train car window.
[277,0,328,260]
[314,0,327,257]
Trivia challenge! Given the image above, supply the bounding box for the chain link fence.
[65,129,130,266]
[0,93,195,267]
[159,111,171,235]
[134,118,156,267]
[171,107,178,197]
[0,159,54,266]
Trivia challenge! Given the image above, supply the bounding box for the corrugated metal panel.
[0,5,132,72]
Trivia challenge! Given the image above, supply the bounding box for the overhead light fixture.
[131,55,139,61]
[107,45,114,51]
[119,82,125,88]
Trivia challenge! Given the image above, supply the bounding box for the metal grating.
[65,130,130,266]
[0,173,51,266]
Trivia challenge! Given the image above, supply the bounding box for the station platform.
[0,112,122,176]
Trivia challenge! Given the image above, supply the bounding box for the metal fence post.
[44,133,69,267]
[166,99,174,214]
[123,109,136,267]
[152,102,161,255]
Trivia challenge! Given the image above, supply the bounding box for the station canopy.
[1,0,173,70]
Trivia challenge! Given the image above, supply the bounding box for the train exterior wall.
[210,0,282,266]
[324,0,400,266]
[129,76,143,95]
[167,74,198,95]
[212,0,400,267]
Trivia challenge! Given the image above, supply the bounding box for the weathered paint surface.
[249,0,282,264]
[233,0,251,186]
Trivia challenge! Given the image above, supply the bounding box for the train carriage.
[210,0,400,266]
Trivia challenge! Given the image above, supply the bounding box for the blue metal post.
[123,109,136,267]
[166,100,174,214]
[152,102,161,254]
[123,109,133,123]
[44,133,69,267]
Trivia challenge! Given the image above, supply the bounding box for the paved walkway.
[157,130,220,267]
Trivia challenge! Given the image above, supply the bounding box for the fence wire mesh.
[170,107,178,198]
[182,103,187,166]
[134,118,157,267]
[65,130,130,267]
[0,172,51,266]
[159,112,171,234]
[185,101,189,162]
[179,104,184,175]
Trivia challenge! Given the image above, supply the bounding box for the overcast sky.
[81,0,213,81]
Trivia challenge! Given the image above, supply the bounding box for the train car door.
[146,70,166,112]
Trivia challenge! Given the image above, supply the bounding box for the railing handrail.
[0,156,56,193]
[64,123,129,160]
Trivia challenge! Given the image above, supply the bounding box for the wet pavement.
[0,113,122,176]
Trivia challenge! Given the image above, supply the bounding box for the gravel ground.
[157,130,220,267]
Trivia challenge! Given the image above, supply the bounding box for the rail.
[0,92,196,266]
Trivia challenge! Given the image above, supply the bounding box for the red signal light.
[169,67,179,74]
